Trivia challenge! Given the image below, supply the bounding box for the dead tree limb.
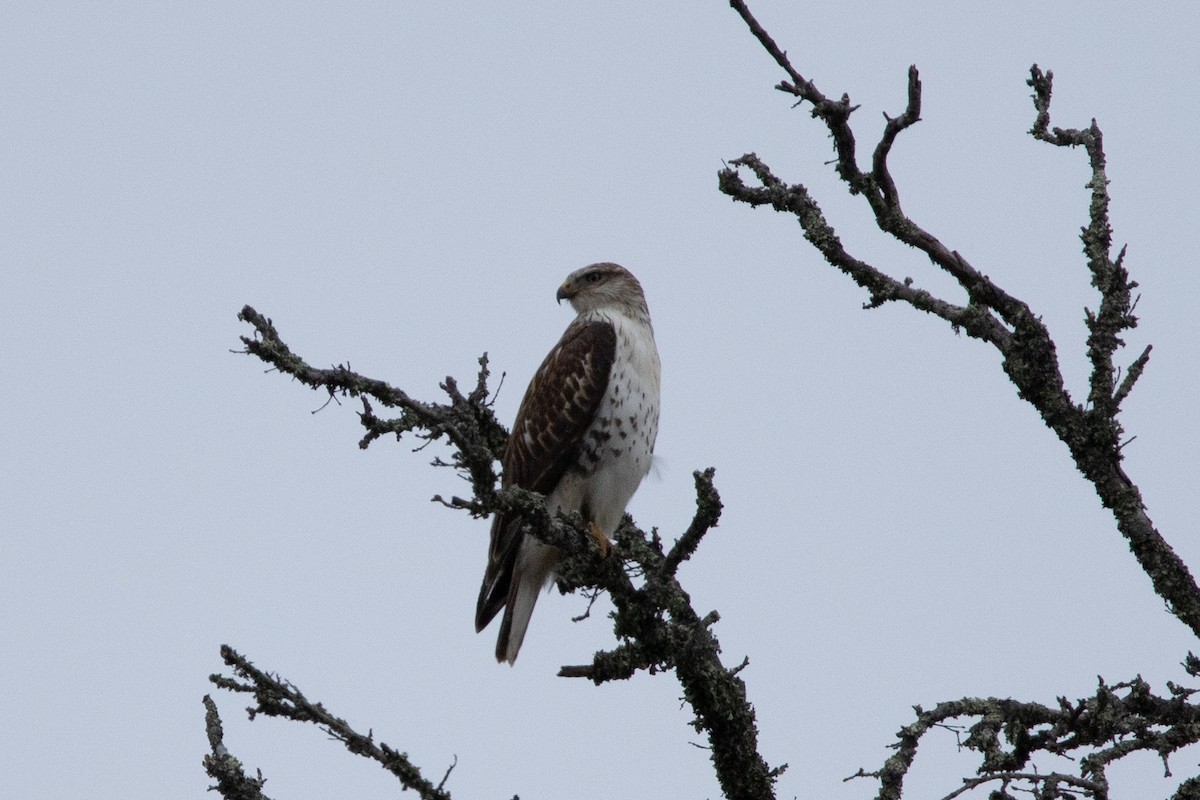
[719,2,1200,798]
[227,310,781,799]
[720,0,1200,642]
[210,646,453,800]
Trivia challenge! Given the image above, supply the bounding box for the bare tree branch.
[847,673,1200,800]
[219,6,1200,800]
[873,66,923,209]
[720,0,1200,644]
[717,2,1200,797]
[202,695,272,800]
[1028,65,1141,419]
[662,467,723,575]
[210,645,454,800]
[935,771,1102,800]
[237,305,506,504]
[231,313,780,798]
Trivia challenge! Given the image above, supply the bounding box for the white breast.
[550,309,661,536]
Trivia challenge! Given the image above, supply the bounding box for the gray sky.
[4,2,1199,798]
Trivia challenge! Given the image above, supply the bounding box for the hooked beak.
[556,281,575,304]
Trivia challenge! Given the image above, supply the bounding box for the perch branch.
[237,305,505,503]
[234,312,781,799]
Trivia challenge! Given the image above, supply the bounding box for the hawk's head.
[556,262,649,319]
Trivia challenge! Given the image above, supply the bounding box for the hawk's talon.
[588,521,613,558]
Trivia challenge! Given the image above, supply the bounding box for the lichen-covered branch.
[210,645,454,800]
[557,468,783,799]
[720,1,1200,643]
[202,695,272,800]
[850,670,1200,800]
[717,154,1013,342]
[237,305,506,504]
[719,2,1200,797]
[231,315,779,798]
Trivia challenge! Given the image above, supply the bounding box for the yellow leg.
[587,521,612,558]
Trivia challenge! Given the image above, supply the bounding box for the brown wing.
[474,318,616,632]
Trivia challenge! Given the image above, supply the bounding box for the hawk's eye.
[586,272,603,284]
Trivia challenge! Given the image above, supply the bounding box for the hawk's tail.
[495,577,539,664]
[494,537,558,664]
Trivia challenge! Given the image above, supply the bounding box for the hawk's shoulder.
[505,317,617,494]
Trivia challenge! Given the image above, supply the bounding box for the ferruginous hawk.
[475,263,661,664]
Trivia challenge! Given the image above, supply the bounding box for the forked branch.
[720,0,1200,644]
[721,2,1200,797]
[210,646,453,800]
[230,313,779,799]
[852,672,1200,800]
